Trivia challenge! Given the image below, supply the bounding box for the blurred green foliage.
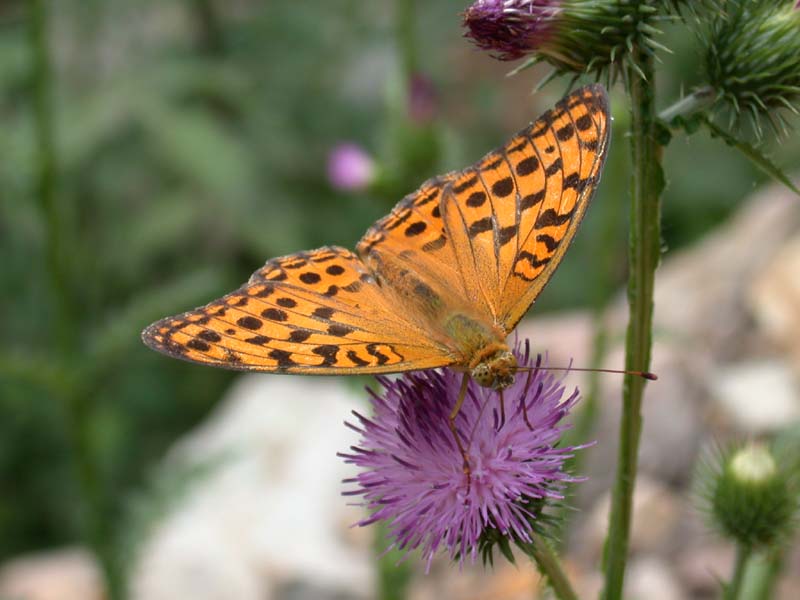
[0,0,798,583]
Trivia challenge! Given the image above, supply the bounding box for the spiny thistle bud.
[462,0,669,81]
[696,443,798,549]
[703,0,800,138]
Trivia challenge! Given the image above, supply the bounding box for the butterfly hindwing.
[142,246,455,374]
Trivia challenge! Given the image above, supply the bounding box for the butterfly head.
[471,348,517,390]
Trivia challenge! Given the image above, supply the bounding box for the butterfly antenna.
[514,365,658,380]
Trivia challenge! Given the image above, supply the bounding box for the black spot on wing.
[312,345,339,366]
[544,158,563,178]
[422,235,447,252]
[521,190,545,211]
[237,316,263,330]
[466,191,486,207]
[453,174,478,193]
[347,350,369,366]
[468,217,493,237]
[498,225,518,246]
[313,307,335,319]
[269,349,296,368]
[492,177,514,198]
[198,330,221,343]
[187,339,211,352]
[516,156,539,176]
[535,207,574,228]
[405,221,427,237]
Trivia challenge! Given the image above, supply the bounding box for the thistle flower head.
[704,0,800,138]
[408,73,438,125]
[462,0,669,82]
[326,143,376,191]
[340,340,585,569]
[695,442,799,549]
[463,0,562,61]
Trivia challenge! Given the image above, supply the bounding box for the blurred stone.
[676,542,735,597]
[410,558,541,600]
[582,477,682,560]
[710,360,800,434]
[131,375,372,600]
[778,542,800,600]
[516,311,594,371]
[750,234,800,369]
[625,557,684,600]
[647,184,800,361]
[596,343,703,489]
[0,548,102,600]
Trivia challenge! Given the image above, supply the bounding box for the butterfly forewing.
[497,85,610,329]
[142,246,455,373]
[438,85,609,330]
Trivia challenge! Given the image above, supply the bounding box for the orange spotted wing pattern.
[142,85,610,374]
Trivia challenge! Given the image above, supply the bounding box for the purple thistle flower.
[408,73,438,125]
[326,143,376,191]
[340,340,585,569]
[463,0,562,61]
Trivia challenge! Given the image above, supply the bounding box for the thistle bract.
[704,0,800,137]
[463,0,668,81]
[340,341,585,569]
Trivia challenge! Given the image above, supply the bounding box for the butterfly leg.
[519,369,536,430]
[449,373,472,497]
[496,389,506,430]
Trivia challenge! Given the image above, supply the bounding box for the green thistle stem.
[396,0,417,81]
[518,538,578,600]
[29,1,123,598]
[743,548,784,600]
[601,48,663,600]
[375,522,412,600]
[30,0,70,348]
[727,544,753,600]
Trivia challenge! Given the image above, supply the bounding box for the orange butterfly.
[142,85,610,392]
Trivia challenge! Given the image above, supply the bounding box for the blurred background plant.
[1,1,800,599]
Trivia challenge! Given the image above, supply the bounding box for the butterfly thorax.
[444,314,516,390]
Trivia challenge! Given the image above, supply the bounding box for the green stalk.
[396,0,417,83]
[30,0,72,348]
[658,85,716,123]
[518,538,579,600]
[190,0,226,55]
[601,49,663,600]
[375,521,412,600]
[29,1,123,597]
[726,544,753,600]
[741,548,784,600]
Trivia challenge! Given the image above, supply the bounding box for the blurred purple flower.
[408,73,438,125]
[463,0,562,61]
[340,340,584,569]
[326,143,375,191]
